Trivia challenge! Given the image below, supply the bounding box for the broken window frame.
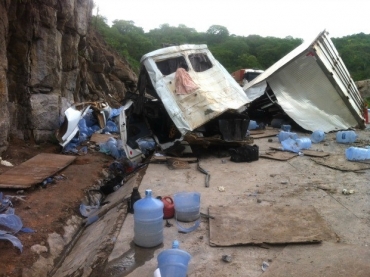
[155,55,189,76]
[188,53,213,72]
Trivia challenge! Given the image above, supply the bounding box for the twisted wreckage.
[57,30,365,162]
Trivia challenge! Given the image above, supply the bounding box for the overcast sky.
[92,0,370,42]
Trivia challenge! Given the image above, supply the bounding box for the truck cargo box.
[243,30,365,132]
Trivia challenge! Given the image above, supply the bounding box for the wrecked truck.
[243,30,366,132]
[122,44,256,160]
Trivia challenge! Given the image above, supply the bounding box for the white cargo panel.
[244,30,365,132]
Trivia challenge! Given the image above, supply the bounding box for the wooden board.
[300,149,330,157]
[0,153,76,189]
[209,205,337,246]
[311,154,370,171]
[90,133,114,144]
[250,129,279,139]
[260,151,298,161]
[263,242,370,277]
[150,156,198,163]
[269,146,330,157]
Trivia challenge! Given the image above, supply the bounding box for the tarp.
[244,30,365,132]
[140,44,251,135]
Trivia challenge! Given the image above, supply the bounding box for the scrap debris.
[262,261,270,272]
[222,255,232,263]
[0,158,13,167]
[218,186,225,192]
[342,189,355,195]
[197,162,210,187]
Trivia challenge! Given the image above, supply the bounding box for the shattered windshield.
[188,53,212,72]
[155,56,188,76]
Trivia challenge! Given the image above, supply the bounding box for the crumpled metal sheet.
[141,44,252,135]
[244,30,365,132]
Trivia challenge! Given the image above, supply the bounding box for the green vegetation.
[92,16,370,81]
[332,33,370,81]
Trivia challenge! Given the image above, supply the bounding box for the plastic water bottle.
[248,120,259,130]
[345,147,370,161]
[296,137,312,149]
[336,131,357,144]
[311,130,325,143]
[278,131,298,142]
[134,189,164,248]
[157,240,191,277]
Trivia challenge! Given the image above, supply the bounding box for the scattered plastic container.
[277,131,298,142]
[281,138,300,153]
[133,189,164,248]
[157,240,191,277]
[281,125,291,132]
[173,192,200,222]
[311,130,325,143]
[345,147,370,161]
[336,130,357,144]
[295,137,312,149]
[248,120,259,130]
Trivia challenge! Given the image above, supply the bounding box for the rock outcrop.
[0,0,137,154]
[356,79,370,101]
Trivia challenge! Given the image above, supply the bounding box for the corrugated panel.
[313,33,364,120]
[268,52,358,132]
[244,30,365,132]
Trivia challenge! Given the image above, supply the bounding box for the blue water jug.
[345,147,370,161]
[281,125,291,132]
[336,131,357,144]
[157,240,192,277]
[296,137,312,149]
[311,130,325,143]
[278,131,298,142]
[133,189,164,247]
[248,120,259,130]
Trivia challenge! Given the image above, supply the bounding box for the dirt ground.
[0,138,113,277]
[1,127,370,276]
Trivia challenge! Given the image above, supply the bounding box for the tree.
[112,20,144,35]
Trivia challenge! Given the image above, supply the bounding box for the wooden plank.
[301,149,330,157]
[209,205,337,246]
[260,151,297,161]
[269,146,330,157]
[90,133,114,144]
[150,156,198,163]
[311,155,370,171]
[0,153,76,189]
[250,129,279,139]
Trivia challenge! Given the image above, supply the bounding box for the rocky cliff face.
[0,0,137,154]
